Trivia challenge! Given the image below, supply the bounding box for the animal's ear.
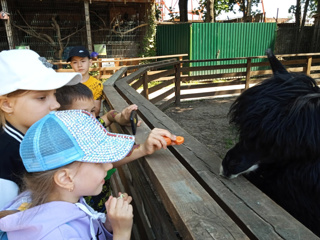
[266,48,290,78]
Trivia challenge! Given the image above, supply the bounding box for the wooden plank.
[311,73,320,79]
[175,62,181,104]
[142,72,149,100]
[312,58,320,64]
[180,82,235,90]
[56,68,74,72]
[52,54,187,65]
[1,0,14,49]
[104,67,128,86]
[150,87,174,105]
[245,58,252,89]
[115,78,317,239]
[180,89,243,99]
[182,63,247,72]
[148,69,175,82]
[103,89,179,239]
[91,66,122,71]
[181,72,246,81]
[157,96,176,111]
[104,85,248,239]
[251,69,273,76]
[311,65,320,71]
[131,77,144,90]
[148,79,173,94]
[306,56,312,75]
[84,0,93,52]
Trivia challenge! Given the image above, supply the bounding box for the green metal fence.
[191,22,277,75]
[156,22,277,76]
[156,23,190,56]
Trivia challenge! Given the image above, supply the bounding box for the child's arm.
[101,104,142,127]
[104,195,133,240]
[112,128,176,168]
[94,99,101,117]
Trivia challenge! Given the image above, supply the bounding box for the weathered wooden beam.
[84,0,93,52]
[1,0,14,49]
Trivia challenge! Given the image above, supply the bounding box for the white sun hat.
[0,49,82,95]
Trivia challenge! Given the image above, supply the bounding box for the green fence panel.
[191,22,277,76]
[156,24,190,56]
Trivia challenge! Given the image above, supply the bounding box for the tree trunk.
[295,0,301,53]
[297,0,310,53]
[311,1,320,52]
[247,0,252,17]
[205,0,214,22]
[179,0,188,22]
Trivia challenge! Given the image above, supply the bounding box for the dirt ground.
[164,97,238,159]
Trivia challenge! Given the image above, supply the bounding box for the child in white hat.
[0,49,82,209]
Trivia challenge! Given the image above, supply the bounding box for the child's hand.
[117,192,132,203]
[104,195,133,239]
[140,128,176,155]
[118,104,142,126]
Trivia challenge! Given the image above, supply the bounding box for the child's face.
[3,90,60,133]
[70,56,92,77]
[69,98,96,117]
[73,162,113,197]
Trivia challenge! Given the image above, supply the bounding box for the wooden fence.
[101,53,320,239]
[53,54,188,80]
[122,53,320,110]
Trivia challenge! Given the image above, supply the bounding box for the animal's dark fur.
[220,73,320,236]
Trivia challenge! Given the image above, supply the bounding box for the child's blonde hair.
[23,161,82,209]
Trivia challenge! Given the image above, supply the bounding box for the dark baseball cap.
[67,46,90,62]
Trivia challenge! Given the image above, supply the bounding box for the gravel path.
[164,97,238,159]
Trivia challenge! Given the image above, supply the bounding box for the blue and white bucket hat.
[20,110,135,172]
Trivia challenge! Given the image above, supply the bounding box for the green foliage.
[139,4,157,62]
[89,62,99,77]
[155,4,162,21]
[289,0,318,18]
[168,6,180,21]
[192,0,263,20]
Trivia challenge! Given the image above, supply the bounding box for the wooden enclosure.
[101,53,320,239]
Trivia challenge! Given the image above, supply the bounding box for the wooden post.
[1,0,14,49]
[142,72,149,100]
[179,56,183,77]
[306,56,312,75]
[84,0,93,52]
[245,57,252,90]
[174,62,181,105]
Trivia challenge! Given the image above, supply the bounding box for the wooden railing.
[101,53,320,239]
[52,54,188,80]
[109,53,320,110]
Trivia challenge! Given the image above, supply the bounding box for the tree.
[289,0,318,52]
[192,0,230,22]
[193,0,260,22]
[311,0,320,51]
[206,0,214,22]
[179,0,189,22]
[228,0,261,18]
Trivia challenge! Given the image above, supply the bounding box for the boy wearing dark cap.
[67,46,103,116]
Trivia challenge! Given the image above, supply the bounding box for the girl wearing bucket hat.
[0,49,82,209]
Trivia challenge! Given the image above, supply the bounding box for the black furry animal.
[220,50,320,236]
